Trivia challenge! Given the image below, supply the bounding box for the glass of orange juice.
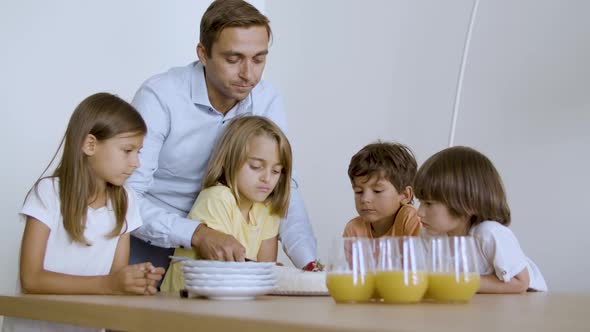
[326,237,375,303]
[375,237,428,304]
[425,236,480,303]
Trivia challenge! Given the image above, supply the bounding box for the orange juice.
[326,273,375,303]
[426,273,480,302]
[376,271,428,303]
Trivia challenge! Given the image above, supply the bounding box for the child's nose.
[260,169,270,183]
[132,154,140,168]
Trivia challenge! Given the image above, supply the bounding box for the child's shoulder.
[343,216,370,237]
[199,185,236,203]
[345,216,365,227]
[32,177,59,196]
[470,220,514,239]
[397,204,418,218]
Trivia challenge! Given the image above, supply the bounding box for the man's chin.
[231,90,251,100]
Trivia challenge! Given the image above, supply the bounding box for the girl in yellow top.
[161,116,292,292]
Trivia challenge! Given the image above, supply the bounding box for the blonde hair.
[29,93,147,245]
[414,146,511,227]
[202,116,292,217]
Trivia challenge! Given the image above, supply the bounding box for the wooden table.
[1,292,588,332]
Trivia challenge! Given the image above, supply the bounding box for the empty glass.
[325,237,375,303]
[375,237,428,303]
[425,236,480,302]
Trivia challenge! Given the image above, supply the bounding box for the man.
[127,0,317,273]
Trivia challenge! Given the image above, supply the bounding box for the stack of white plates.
[180,259,276,300]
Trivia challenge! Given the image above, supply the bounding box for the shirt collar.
[190,61,253,115]
[190,61,213,108]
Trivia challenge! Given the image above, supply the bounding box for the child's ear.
[81,134,97,156]
[401,186,414,205]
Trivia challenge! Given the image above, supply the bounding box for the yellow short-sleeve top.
[187,185,280,259]
[160,185,280,293]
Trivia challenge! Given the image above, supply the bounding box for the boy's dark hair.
[348,142,418,200]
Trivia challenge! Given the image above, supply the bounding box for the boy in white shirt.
[414,146,547,292]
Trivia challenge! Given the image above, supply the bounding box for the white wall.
[0,0,210,300]
[453,0,590,292]
[266,0,590,293]
[1,1,588,316]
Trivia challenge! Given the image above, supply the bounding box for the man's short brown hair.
[200,0,271,57]
[348,142,418,199]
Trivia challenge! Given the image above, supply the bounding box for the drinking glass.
[325,237,375,303]
[425,236,480,302]
[375,237,428,303]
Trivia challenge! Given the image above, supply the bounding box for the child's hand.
[108,262,165,295]
[144,263,166,295]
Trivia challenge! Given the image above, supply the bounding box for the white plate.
[269,289,330,296]
[186,285,276,300]
[183,272,275,281]
[181,259,275,269]
[185,278,276,288]
[182,265,274,275]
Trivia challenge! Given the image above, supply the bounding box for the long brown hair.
[29,93,147,244]
[200,0,272,57]
[414,146,511,227]
[202,115,292,217]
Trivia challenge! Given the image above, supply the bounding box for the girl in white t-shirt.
[414,146,547,293]
[3,93,165,332]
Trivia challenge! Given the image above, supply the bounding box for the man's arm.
[278,179,317,268]
[127,84,199,249]
[261,85,318,268]
[129,83,246,260]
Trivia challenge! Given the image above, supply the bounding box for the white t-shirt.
[2,177,142,332]
[470,221,548,291]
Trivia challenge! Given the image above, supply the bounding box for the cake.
[271,265,329,295]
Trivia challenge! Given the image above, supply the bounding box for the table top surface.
[1,292,589,332]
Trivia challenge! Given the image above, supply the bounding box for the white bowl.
[184,278,276,288]
[183,272,275,282]
[186,285,276,300]
[182,265,274,276]
[181,260,274,269]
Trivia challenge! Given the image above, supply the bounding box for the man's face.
[198,26,269,111]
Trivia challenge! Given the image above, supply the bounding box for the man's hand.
[191,224,246,261]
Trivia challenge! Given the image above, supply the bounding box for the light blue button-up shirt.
[127,61,317,267]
